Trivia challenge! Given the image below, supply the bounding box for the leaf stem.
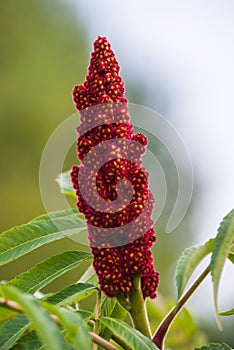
[0,297,22,312]
[128,275,152,338]
[90,332,118,350]
[153,264,210,349]
[93,289,102,350]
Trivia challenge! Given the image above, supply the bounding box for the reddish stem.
[153,265,210,349]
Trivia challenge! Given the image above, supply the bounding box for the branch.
[0,298,22,312]
[93,289,102,350]
[0,297,118,350]
[90,332,118,350]
[152,264,210,349]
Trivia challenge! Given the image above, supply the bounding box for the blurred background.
[0,0,233,346]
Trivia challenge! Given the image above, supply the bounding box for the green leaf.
[0,285,68,350]
[99,296,117,339]
[0,314,29,350]
[110,300,127,320]
[101,296,117,317]
[75,310,93,320]
[12,330,73,350]
[0,305,19,324]
[44,303,92,350]
[9,251,91,293]
[30,208,83,223]
[219,308,234,316]
[227,243,234,264]
[175,239,214,299]
[12,331,43,350]
[195,343,232,350]
[0,209,86,266]
[210,209,234,329]
[227,255,234,263]
[44,282,96,307]
[99,317,159,350]
[99,296,116,333]
[56,170,76,198]
[100,298,127,341]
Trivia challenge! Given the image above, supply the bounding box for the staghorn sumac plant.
[0,37,233,350]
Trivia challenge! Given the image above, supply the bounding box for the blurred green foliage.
[0,0,87,231]
[0,0,90,285]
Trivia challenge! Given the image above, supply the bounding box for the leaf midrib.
[101,317,156,350]
[10,253,91,293]
[1,322,29,349]
[213,214,234,293]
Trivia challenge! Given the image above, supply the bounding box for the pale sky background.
[65,0,234,327]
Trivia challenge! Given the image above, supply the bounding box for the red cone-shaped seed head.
[71,36,159,298]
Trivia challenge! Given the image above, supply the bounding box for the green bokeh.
[0,0,89,285]
[0,0,87,231]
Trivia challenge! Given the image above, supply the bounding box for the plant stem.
[0,297,118,350]
[93,289,102,350]
[90,332,118,350]
[153,264,210,350]
[0,298,22,312]
[128,275,152,338]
